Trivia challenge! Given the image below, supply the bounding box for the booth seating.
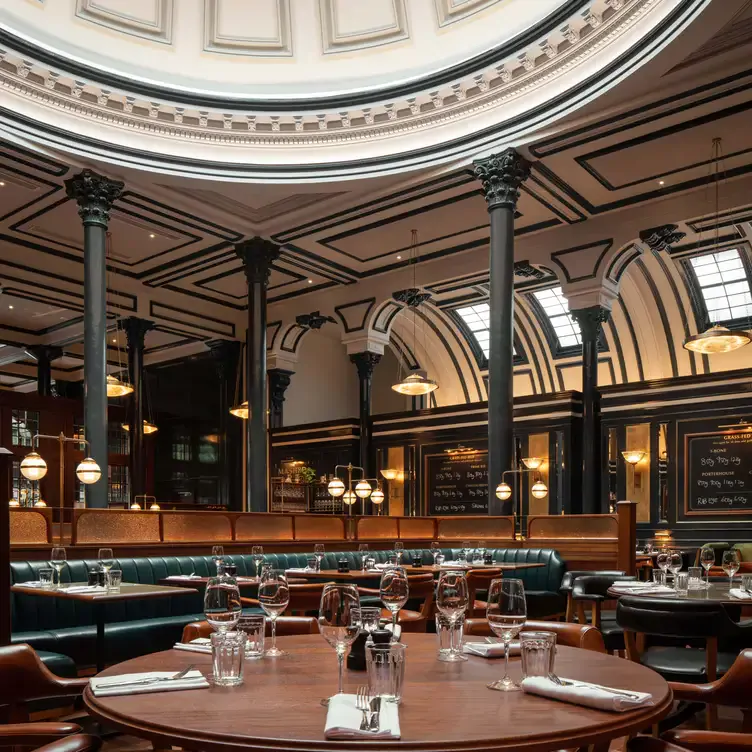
[10,547,565,669]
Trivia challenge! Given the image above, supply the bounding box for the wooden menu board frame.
[424,448,489,516]
[684,428,752,516]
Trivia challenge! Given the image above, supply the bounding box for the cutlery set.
[355,686,382,732]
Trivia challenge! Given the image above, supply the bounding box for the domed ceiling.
[0,0,722,179]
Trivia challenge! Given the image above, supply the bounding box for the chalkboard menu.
[686,430,752,514]
[425,450,489,515]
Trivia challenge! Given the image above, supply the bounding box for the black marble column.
[570,306,610,514]
[65,169,124,508]
[268,369,293,430]
[122,317,155,501]
[235,237,281,512]
[473,149,531,515]
[350,352,381,477]
[26,345,63,397]
[207,339,242,509]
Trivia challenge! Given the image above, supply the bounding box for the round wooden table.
[84,634,671,752]
[285,563,544,580]
[608,581,750,605]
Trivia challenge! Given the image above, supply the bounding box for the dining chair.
[628,735,752,751]
[0,725,99,752]
[357,573,436,633]
[0,645,89,723]
[241,581,336,615]
[181,615,319,642]
[465,568,502,618]
[464,618,606,653]
[559,570,626,622]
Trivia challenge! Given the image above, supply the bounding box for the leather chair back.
[560,570,626,595]
[181,616,318,642]
[616,596,735,639]
[464,618,606,653]
[573,574,637,600]
[288,582,335,613]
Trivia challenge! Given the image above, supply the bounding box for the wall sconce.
[521,457,543,470]
[380,468,398,480]
[327,463,370,515]
[8,499,20,507]
[132,495,160,510]
[621,449,646,465]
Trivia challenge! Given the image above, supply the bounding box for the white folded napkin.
[610,585,674,595]
[65,585,107,594]
[729,588,752,599]
[90,670,210,697]
[324,693,400,740]
[165,574,201,580]
[236,576,257,583]
[462,641,520,658]
[286,568,312,574]
[439,561,470,568]
[14,581,44,588]
[521,677,653,712]
[173,638,212,654]
[608,580,652,588]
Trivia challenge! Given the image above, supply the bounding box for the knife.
[369,696,381,732]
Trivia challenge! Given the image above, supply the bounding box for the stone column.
[570,306,610,514]
[473,149,531,515]
[350,352,381,477]
[122,317,155,502]
[26,345,63,397]
[268,369,293,429]
[65,169,124,508]
[235,237,281,513]
[207,339,242,509]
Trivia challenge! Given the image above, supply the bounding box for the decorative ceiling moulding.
[75,0,174,44]
[434,0,503,27]
[204,0,293,57]
[319,0,408,54]
[0,0,716,180]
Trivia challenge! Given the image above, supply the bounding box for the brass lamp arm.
[32,433,91,452]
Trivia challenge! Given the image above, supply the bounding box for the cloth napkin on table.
[286,568,313,574]
[609,584,674,596]
[463,641,520,658]
[65,585,107,594]
[324,693,400,740]
[521,677,653,712]
[165,574,201,580]
[729,588,752,599]
[173,638,212,654]
[90,670,209,697]
[439,561,470,568]
[14,581,44,588]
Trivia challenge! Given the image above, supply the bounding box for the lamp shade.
[521,457,543,470]
[327,478,345,497]
[683,325,751,354]
[149,502,161,510]
[343,490,357,506]
[355,480,372,498]
[122,420,158,434]
[8,498,20,507]
[495,482,512,501]
[33,498,47,507]
[370,488,385,505]
[130,501,142,510]
[229,401,249,419]
[380,468,398,480]
[391,368,438,396]
[20,451,47,481]
[531,480,548,499]
[106,374,134,398]
[76,457,102,484]
[621,449,646,465]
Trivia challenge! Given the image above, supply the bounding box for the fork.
[96,664,196,688]
[548,674,641,699]
[356,686,371,731]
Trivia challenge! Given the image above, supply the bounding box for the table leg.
[95,603,106,673]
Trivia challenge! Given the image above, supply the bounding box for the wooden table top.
[11,582,197,602]
[84,633,671,752]
[157,576,260,587]
[285,563,544,580]
[607,581,751,605]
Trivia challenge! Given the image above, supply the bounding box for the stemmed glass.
[50,547,66,588]
[318,583,360,705]
[668,552,683,586]
[656,549,670,580]
[722,550,741,591]
[259,569,290,657]
[98,548,114,576]
[203,576,241,633]
[358,543,369,570]
[436,571,469,661]
[314,543,325,571]
[476,540,487,563]
[211,545,225,575]
[430,541,441,565]
[380,566,409,634]
[700,547,716,586]
[486,578,527,692]
[394,542,404,563]
[252,546,264,578]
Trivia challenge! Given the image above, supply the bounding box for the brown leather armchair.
[464,618,606,653]
[629,734,752,751]
[181,615,319,642]
[0,645,88,722]
[241,582,336,615]
[0,728,100,752]
[358,573,436,633]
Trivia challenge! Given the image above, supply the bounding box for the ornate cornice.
[513,261,545,279]
[64,169,124,227]
[295,311,335,330]
[473,148,531,209]
[639,224,687,253]
[234,237,281,286]
[350,351,382,380]
[570,305,611,342]
[268,368,293,411]
[121,316,156,352]
[392,288,432,308]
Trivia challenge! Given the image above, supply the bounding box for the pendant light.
[392,230,439,397]
[230,341,249,419]
[122,420,158,435]
[683,138,751,354]
[105,235,134,397]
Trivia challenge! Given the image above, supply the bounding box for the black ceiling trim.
[549,239,613,284]
[1,140,69,176]
[148,300,236,338]
[192,261,304,299]
[615,296,644,382]
[267,280,337,304]
[607,317,627,385]
[515,297,556,392]
[143,245,235,287]
[555,357,616,392]
[0,163,61,223]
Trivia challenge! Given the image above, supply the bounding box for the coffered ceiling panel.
[76,0,174,43]
[204,0,292,55]
[319,0,408,53]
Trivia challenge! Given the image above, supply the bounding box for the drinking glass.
[314,543,325,571]
[652,570,667,587]
[722,550,741,590]
[430,541,441,565]
[520,631,556,679]
[675,572,689,595]
[394,542,404,563]
[211,545,225,574]
[107,569,122,592]
[39,568,53,589]
[251,546,264,578]
[358,543,369,570]
[700,547,716,585]
[436,570,469,661]
[645,540,654,554]
[380,566,409,633]
[237,614,265,659]
[486,578,527,691]
[211,631,246,686]
[352,606,381,635]
[435,612,466,662]
[669,552,683,585]
[435,553,445,566]
[318,583,360,704]
[476,540,487,562]
[742,574,752,594]
[98,548,114,576]
[204,576,242,633]
[366,642,406,703]
[688,566,704,589]
[656,550,670,579]
[49,547,66,588]
[258,569,289,656]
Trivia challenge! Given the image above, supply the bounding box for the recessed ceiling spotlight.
[8,305,13,309]
[112,338,116,343]
[0,182,5,187]
[397,255,402,260]
[658,180,665,186]
[149,233,155,238]
[308,279,313,284]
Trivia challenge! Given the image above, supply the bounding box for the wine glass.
[700,547,716,585]
[203,576,241,633]
[430,541,441,565]
[259,569,290,657]
[668,552,683,586]
[314,543,325,571]
[436,571,469,661]
[97,548,114,574]
[656,549,670,578]
[486,578,527,691]
[722,550,741,590]
[380,566,409,633]
[318,583,360,705]
[476,540,487,563]
[358,543,369,570]
[251,545,264,578]
[211,545,225,574]
[49,547,66,588]
[394,541,404,563]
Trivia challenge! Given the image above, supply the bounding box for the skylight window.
[456,303,490,357]
[690,249,752,323]
[532,287,582,349]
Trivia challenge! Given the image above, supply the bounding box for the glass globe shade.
[229,401,249,419]
[370,488,385,505]
[380,468,398,480]
[391,368,438,396]
[8,499,20,507]
[531,481,548,499]
[130,501,142,510]
[621,450,646,465]
[683,325,750,354]
[343,490,357,506]
[106,374,134,398]
[521,457,543,470]
[355,480,372,498]
[20,452,47,481]
[76,457,102,484]
[149,502,161,510]
[495,482,512,501]
[33,499,47,507]
[328,478,345,497]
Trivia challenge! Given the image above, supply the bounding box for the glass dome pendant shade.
[20,451,47,481]
[327,478,345,497]
[76,457,102,484]
[391,368,438,396]
[107,374,134,398]
[229,401,249,419]
[683,325,750,354]
[354,480,373,498]
[495,482,512,501]
[122,420,158,434]
[370,488,385,505]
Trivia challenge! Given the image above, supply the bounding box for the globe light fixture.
[76,457,102,484]
[683,325,750,354]
[33,498,47,507]
[327,478,345,497]
[343,489,357,506]
[355,480,373,498]
[392,368,438,396]
[150,501,161,510]
[495,482,512,501]
[20,451,47,481]
[130,501,142,510]
[621,449,646,465]
[122,420,158,434]
[106,374,134,398]
[229,400,249,419]
[380,468,398,480]
[8,498,20,507]
[370,488,385,505]
[521,457,543,470]
[531,480,548,499]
